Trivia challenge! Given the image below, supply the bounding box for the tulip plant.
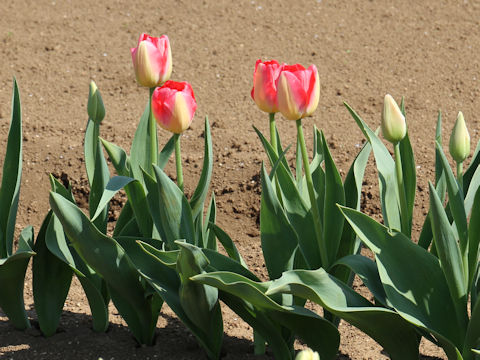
[231,101,480,359]
[0,79,35,330]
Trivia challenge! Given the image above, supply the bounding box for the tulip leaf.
[49,192,157,345]
[333,255,387,306]
[464,164,480,217]
[144,165,195,249]
[463,294,480,358]
[89,137,110,232]
[190,118,213,221]
[260,163,298,279]
[0,78,22,258]
[100,137,130,177]
[468,187,480,287]
[266,268,420,360]
[321,131,345,268]
[464,138,480,193]
[253,126,291,178]
[192,271,340,360]
[91,176,136,221]
[345,102,401,232]
[204,195,217,250]
[0,226,34,330]
[399,131,416,235]
[340,205,465,351]
[130,101,157,181]
[157,135,175,169]
[333,139,371,284]
[33,211,73,336]
[208,223,247,267]
[436,142,469,271]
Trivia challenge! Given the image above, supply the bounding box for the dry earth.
[1,0,480,358]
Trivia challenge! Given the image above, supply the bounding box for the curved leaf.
[100,137,130,177]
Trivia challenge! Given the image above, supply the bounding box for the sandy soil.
[1,0,480,358]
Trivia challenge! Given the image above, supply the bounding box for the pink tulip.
[251,59,282,113]
[152,81,197,134]
[276,64,320,120]
[131,33,172,88]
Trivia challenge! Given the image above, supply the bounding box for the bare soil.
[1,0,479,358]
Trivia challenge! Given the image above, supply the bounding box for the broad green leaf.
[334,140,371,284]
[260,163,298,279]
[158,135,175,169]
[464,139,480,193]
[333,255,387,306]
[49,192,157,345]
[204,195,217,250]
[341,206,465,350]
[33,212,73,336]
[190,118,213,221]
[144,165,195,249]
[468,187,480,287]
[321,131,345,268]
[176,242,223,360]
[84,119,98,186]
[429,182,468,323]
[89,138,110,232]
[266,268,420,360]
[130,101,157,181]
[0,78,22,258]
[345,102,401,231]
[0,226,34,330]
[100,137,130,176]
[193,271,340,360]
[464,165,480,217]
[202,248,258,281]
[253,126,291,178]
[122,176,152,238]
[209,223,247,267]
[113,200,134,237]
[436,142,469,272]
[91,176,136,221]
[463,296,480,359]
[399,131,416,235]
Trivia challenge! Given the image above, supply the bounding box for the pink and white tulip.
[152,81,197,134]
[251,59,282,113]
[276,64,320,120]
[131,33,172,88]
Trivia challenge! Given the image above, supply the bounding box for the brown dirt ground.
[1,0,479,358]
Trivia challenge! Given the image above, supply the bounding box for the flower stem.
[296,119,327,268]
[457,161,463,194]
[269,112,277,155]
[174,133,184,191]
[394,142,409,235]
[149,87,158,172]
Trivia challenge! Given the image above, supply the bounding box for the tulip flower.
[152,81,197,134]
[131,33,172,88]
[449,111,470,164]
[276,64,320,121]
[152,80,197,191]
[295,348,320,360]
[87,81,105,124]
[251,59,282,154]
[251,59,282,114]
[381,94,406,144]
[449,111,470,189]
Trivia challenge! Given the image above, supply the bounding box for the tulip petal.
[304,66,320,117]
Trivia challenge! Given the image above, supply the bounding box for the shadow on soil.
[0,310,444,360]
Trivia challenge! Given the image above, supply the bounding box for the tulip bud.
[381,94,406,143]
[152,80,197,134]
[131,33,172,88]
[87,81,105,123]
[449,111,470,163]
[276,64,320,120]
[295,348,320,360]
[251,59,282,113]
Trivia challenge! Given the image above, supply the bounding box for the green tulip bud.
[381,94,406,143]
[87,81,105,123]
[295,348,320,360]
[449,111,470,163]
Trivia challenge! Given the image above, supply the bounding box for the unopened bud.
[381,94,406,143]
[449,111,470,163]
[295,348,320,360]
[87,81,105,123]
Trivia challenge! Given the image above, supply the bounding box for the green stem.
[394,142,409,235]
[296,119,327,268]
[149,87,158,172]
[269,112,277,155]
[174,133,184,191]
[457,161,464,194]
